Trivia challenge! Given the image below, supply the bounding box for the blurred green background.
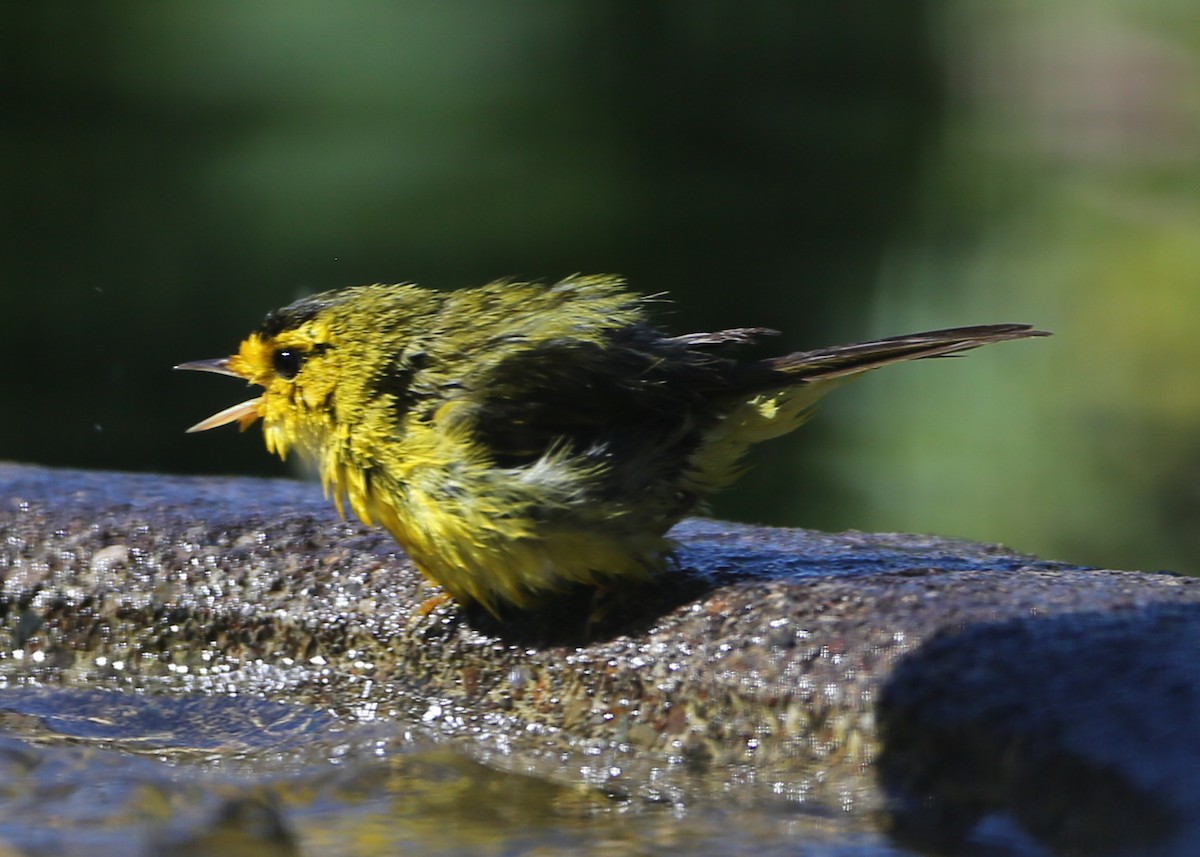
[5,2,1199,574]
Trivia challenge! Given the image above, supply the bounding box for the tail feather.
[764,323,1050,382]
[680,322,1048,496]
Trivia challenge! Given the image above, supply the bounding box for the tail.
[681,323,1049,496]
[763,323,1050,383]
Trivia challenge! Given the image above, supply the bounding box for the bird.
[178,274,1048,616]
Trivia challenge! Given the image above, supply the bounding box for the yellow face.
[178,314,342,463]
[178,284,446,484]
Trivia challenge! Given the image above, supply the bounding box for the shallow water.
[0,683,907,856]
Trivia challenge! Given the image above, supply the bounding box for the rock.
[878,603,1200,856]
[2,462,1199,854]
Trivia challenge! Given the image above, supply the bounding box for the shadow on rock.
[460,568,714,647]
[877,602,1200,857]
[467,518,1072,646]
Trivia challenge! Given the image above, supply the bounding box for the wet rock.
[2,462,1199,854]
[878,603,1200,856]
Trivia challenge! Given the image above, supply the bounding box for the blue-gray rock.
[2,462,1199,855]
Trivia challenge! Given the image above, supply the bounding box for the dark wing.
[465,322,1049,473]
[468,326,761,473]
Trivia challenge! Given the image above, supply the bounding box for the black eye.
[272,349,304,379]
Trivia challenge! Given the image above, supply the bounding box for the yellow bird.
[178,275,1047,616]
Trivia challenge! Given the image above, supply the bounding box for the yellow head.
[177,285,442,486]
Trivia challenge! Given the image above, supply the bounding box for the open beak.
[175,358,262,432]
[174,357,242,378]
